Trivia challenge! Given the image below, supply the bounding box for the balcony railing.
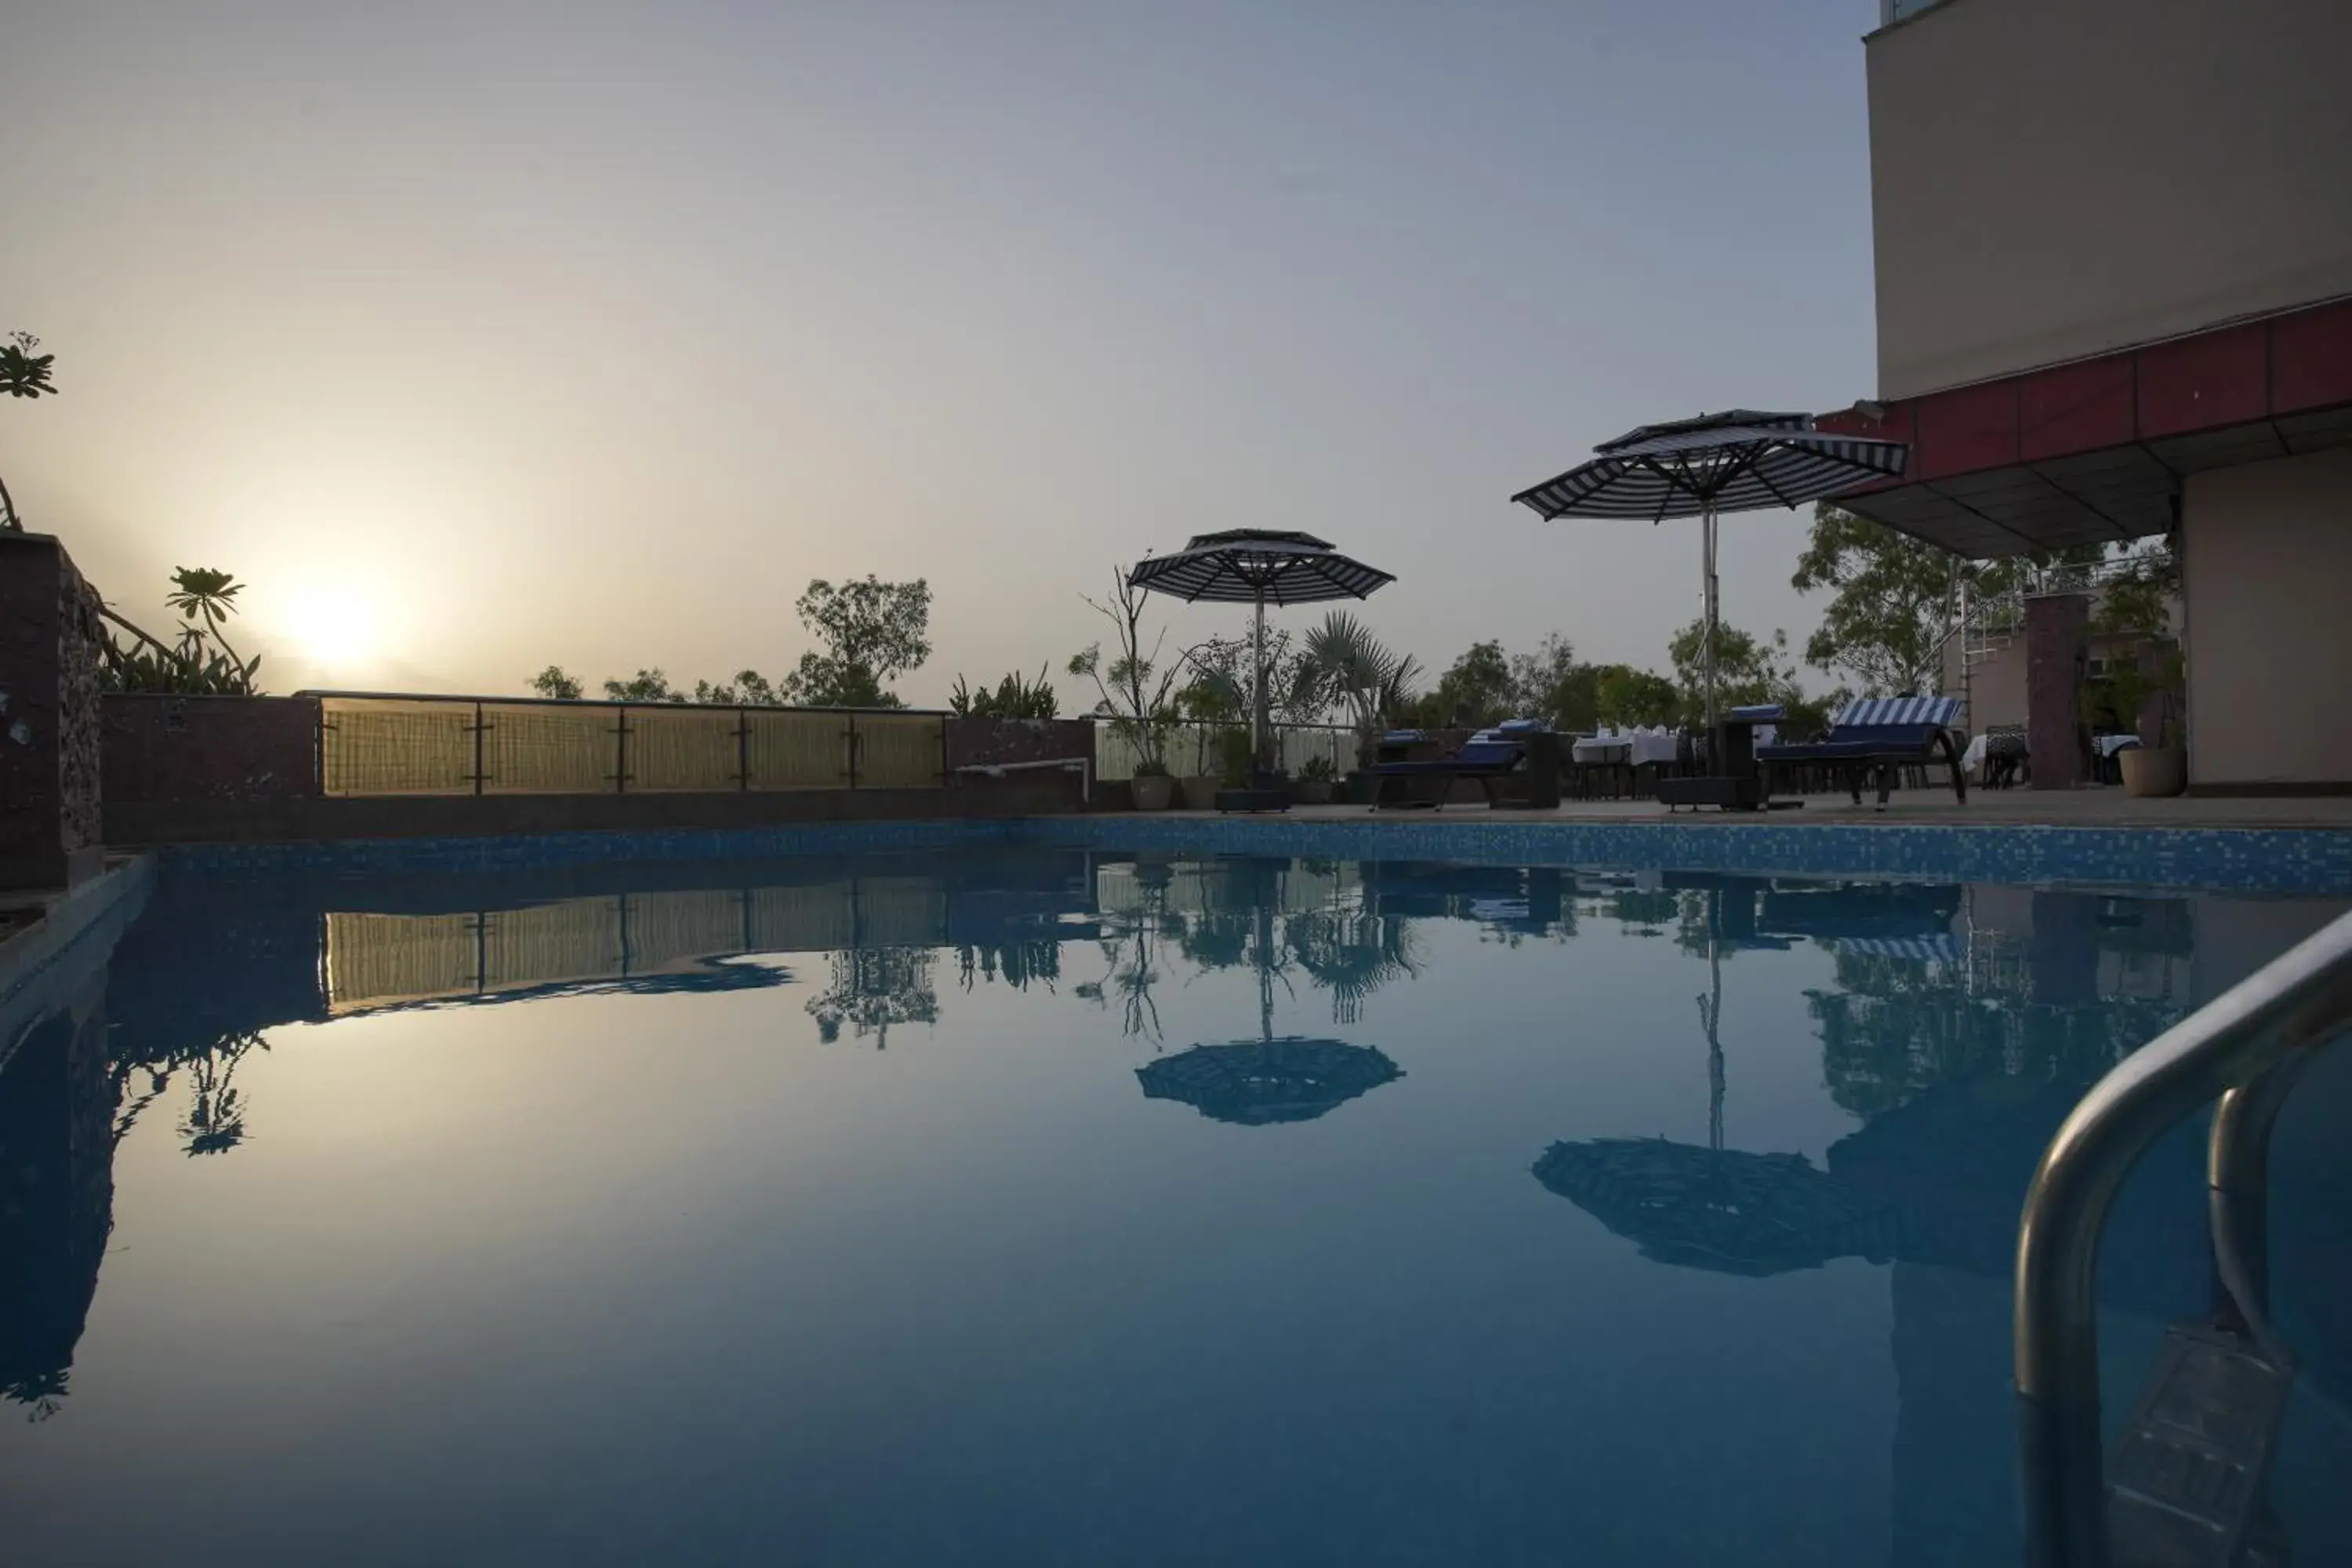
[306,691,950,797]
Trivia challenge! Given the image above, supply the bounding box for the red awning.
[1815,296,2352,558]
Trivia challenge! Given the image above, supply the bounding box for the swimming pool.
[5,833,2350,1565]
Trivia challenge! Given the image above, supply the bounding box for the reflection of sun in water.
[285,586,384,673]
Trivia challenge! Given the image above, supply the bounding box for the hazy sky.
[7,1,1883,702]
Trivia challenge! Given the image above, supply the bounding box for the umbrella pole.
[1703,505,1719,739]
[1251,588,1269,776]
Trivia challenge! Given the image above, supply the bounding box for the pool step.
[2107,1323,2294,1568]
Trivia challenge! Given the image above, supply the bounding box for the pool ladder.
[2015,907,2352,1567]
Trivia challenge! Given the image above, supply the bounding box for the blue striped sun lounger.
[1755,695,1968,808]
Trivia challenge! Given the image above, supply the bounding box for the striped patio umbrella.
[1510,411,1907,733]
[1129,529,1394,768]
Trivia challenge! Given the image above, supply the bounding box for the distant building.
[1829,0,2352,789]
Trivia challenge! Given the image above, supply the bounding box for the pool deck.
[1163,789,2352,831]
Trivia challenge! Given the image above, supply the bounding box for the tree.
[1508,633,1599,731]
[1792,503,2111,695]
[780,575,931,708]
[1069,564,1197,770]
[1416,640,1514,728]
[1667,617,1802,724]
[695,670,786,706]
[1591,664,1681,728]
[531,666,585,699]
[2,330,59,532]
[604,669,686,702]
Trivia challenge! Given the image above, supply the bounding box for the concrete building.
[1824,0,2352,791]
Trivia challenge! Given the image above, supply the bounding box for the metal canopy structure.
[1814,296,2352,559]
[1129,529,1394,765]
[1511,412,1908,731]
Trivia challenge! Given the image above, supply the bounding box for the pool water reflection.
[2,849,2348,1566]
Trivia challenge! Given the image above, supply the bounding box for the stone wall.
[0,533,107,889]
[943,717,1098,775]
[101,694,321,802]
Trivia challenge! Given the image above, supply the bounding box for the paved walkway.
[1163,789,2352,830]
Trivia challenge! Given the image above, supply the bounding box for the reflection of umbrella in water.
[1138,873,1402,1124]
[1532,884,1898,1275]
[1532,1137,1897,1276]
[1138,1036,1403,1126]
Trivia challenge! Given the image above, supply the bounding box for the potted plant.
[2121,713,2187,797]
[1295,753,1336,804]
[1130,757,1174,811]
[2105,641,2187,798]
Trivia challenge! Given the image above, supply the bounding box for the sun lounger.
[1756,695,1967,808]
[1371,729,1526,810]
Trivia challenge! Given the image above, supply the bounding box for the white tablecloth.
[1576,728,1681,767]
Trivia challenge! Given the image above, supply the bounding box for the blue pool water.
[5,844,2350,1565]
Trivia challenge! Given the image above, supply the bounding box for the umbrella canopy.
[1136,1037,1403,1126]
[1531,1136,1900,1276]
[1129,530,1394,768]
[1510,411,1908,732]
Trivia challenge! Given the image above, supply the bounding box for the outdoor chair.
[1984,725,2028,789]
[1756,696,1967,808]
[1371,729,1527,811]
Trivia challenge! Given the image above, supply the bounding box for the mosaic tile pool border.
[156,815,2352,895]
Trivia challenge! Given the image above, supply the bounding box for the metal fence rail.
[307,691,950,797]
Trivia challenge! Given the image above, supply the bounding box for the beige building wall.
[2182,448,2352,789]
[1867,0,2352,399]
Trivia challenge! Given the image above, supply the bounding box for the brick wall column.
[0,535,105,889]
[2024,593,2089,791]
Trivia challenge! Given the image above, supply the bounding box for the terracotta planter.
[1179,775,1221,810]
[1130,774,1174,811]
[2120,746,2187,798]
[1295,780,1334,805]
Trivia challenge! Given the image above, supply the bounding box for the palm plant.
[1302,611,1421,764]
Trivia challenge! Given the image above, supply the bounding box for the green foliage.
[1217,724,1254,782]
[1666,618,1801,724]
[2,332,57,532]
[1791,505,1963,694]
[1,332,56,399]
[99,566,263,695]
[949,666,1058,720]
[1413,640,1514,728]
[530,666,585,700]
[694,670,786,706]
[1591,664,1681,728]
[1130,755,1171,778]
[1506,634,1596,731]
[1792,503,2114,695]
[1301,611,1421,753]
[782,575,931,707]
[1297,753,1336,783]
[2089,545,2178,639]
[603,669,686,702]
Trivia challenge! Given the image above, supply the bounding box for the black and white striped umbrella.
[1130,530,1394,766]
[1510,411,1908,731]
[1129,529,1394,606]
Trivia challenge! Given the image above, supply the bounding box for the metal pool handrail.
[2013,906,2352,1567]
